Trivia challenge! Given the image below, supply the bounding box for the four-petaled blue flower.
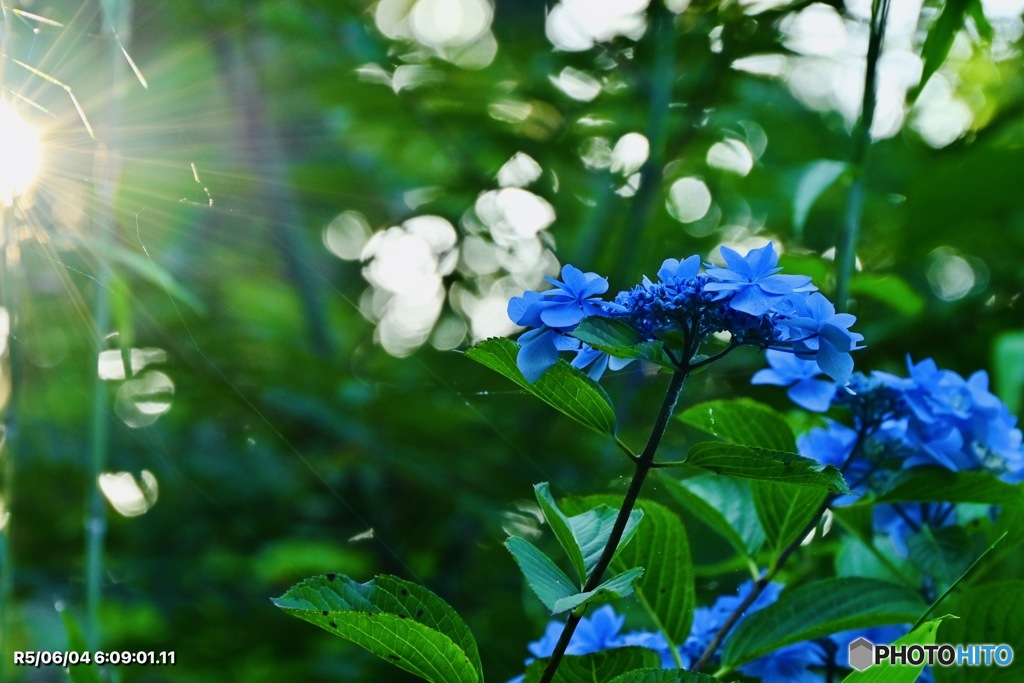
[704,242,816,316]
[779,292,864,384]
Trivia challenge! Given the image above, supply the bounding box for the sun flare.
[0,101,43,207]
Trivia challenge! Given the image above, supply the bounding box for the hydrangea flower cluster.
[508,243,863,383]
[511,582,924,683]
[756,353,1024,554]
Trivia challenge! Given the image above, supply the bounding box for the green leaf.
[848,273,925,316]
[465,338,617,436]
[273,574,482,683]
[565,497,695,645]
[751,481,827,567]
[608,670,721,683]
[935,581,1024,683]
[660,472,764,557]
[551,567,645,614]
[792,160,848,235]
[906,525,975,586]
[572,317,672,367]
[525,648,661,683]
[105,242,206,314]
[721,578,928,669]
[993,330,1024,415]
[58,606,104,683]
[534,483,589,583]
[533,483,644,582]
[678,398,797,452]
[683,442,849,493]
[967,0,994,43]
[842,618,948,683]
[877,468,1024,507]
[916,0,973,101]
[505,536,579,613]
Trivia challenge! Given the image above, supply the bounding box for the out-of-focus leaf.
[916,0,974,101]
[877,467,1024,507]
[792,160,848,234]
[849,273,925,315]
[993,330,1024,415]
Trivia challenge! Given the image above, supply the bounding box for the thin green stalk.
[539,368,688,683]
[85,0,131,650]
[835,0,890,312]
[0,206,18,683]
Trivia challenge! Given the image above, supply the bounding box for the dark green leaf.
[273,574,482,683]
[465,338,617,436]
[935,581,1024,683]
[679,399,796,452]
[660,472,764,557]
[993,330,1024,415]
[566,497,695,645]
[877,468,1024,507]
[683,442,849,492]
[842,618,948,683]
[535,482,589,583]
[572,317,672,367]
[609,670,721,683]
[505,536,579,613]
[751,481,827,566]
[906,525,975,586]
[722,578,927,668]
[551,567,645,614]
[525,647,661,683]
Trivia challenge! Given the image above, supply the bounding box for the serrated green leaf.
[751,480,827,567]
[465,338,617,436]
[906,525,975,586]
[842,618,948,683]
[721,578,927,669]
[878,467,1024,507]
[525,647,661,683]
[683,442,849,492]
[660,472,764,557]
[935,581,1024,683]
[679,399,796,452]
[273,574,482,683]
[535,483,589,583]
[534,483,644,583]
[608,670,721,683]
[505,536,579,613]
[551,567,645,614]
[566,497,695,645]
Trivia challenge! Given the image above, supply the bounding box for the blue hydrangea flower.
[873,502,957,556]
[526,605,625,660]
[539,264,617,328]
[704,243,816,316]
[739,641,827,683]
[753,349,839,412]
[571,344,633,381]
[778,292,864,384]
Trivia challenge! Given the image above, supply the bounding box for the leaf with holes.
[273,574,482,683]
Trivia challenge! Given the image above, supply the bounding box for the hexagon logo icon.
[848,637,875,672]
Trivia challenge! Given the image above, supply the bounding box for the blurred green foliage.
[1,0,1022,681]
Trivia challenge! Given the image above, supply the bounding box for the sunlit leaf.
[842,618,948,683]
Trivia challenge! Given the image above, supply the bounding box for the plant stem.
[85,0,131,650]
[539,368,688,683]
[835,0,890,312]
[0,207,19,683]
[692,496,832,673]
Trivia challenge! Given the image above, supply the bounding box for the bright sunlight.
[0,101,42,207]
